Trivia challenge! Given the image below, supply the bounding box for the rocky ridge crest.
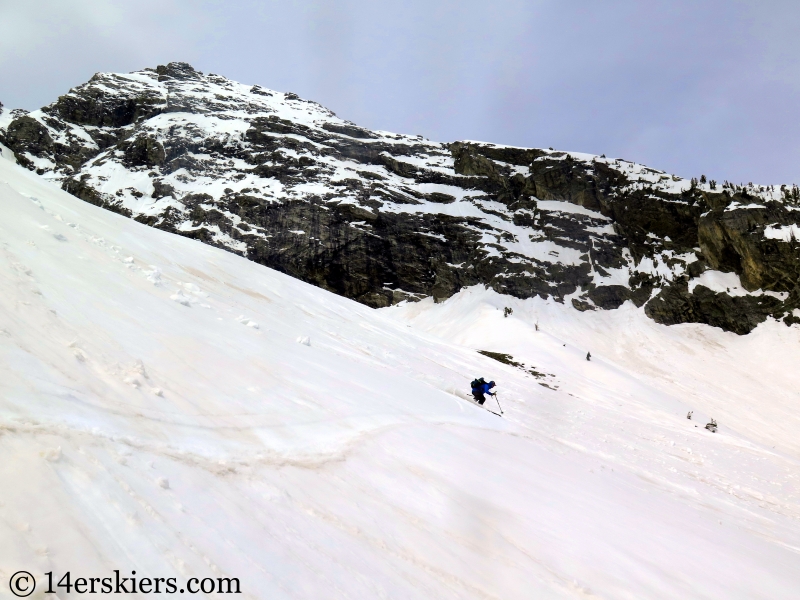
[2,62,799,334]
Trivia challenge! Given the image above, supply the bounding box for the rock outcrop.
[2,62,799,333]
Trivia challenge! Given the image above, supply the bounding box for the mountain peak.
[154,61,202,81]
[1,64,799,334]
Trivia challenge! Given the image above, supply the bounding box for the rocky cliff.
[2,62,799,333]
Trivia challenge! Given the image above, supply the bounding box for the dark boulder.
[4,116,54,165]
[122,135,166,168]
[645,280,784,335]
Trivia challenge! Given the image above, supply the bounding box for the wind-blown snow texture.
[1,142,800,598]
[4,62,800,334]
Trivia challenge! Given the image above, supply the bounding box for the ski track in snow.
[1,154,799,598]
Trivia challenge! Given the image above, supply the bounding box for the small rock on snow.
[41,446,62,462]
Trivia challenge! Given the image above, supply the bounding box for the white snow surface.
[1,157,800,598]
[764,223,800,242]
[689,270,751,296]
[689,269,789,300]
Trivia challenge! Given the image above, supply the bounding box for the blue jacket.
[472,381,495,395]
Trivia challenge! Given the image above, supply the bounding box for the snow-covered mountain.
[3,62,800,334]
[1,134,800,598]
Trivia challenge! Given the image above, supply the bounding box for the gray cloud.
[1,0,798,183]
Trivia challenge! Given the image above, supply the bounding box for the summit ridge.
[2,61,799,333]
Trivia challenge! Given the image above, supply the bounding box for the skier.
[586,352,591,361]
[470,377,496,405]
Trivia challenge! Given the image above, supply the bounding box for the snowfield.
[1,148,799,598]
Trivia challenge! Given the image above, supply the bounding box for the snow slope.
[1,147,799,598]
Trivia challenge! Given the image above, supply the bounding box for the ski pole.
[495,392,504,414]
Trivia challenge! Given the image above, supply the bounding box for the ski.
[466,397,502,417]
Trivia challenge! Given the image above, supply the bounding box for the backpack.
[471,377,485,390]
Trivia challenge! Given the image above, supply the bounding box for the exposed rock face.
[2,62,799,333]
[644,279,785,335]
[699,201,800,292]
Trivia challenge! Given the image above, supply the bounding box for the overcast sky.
[1,0,798,184]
